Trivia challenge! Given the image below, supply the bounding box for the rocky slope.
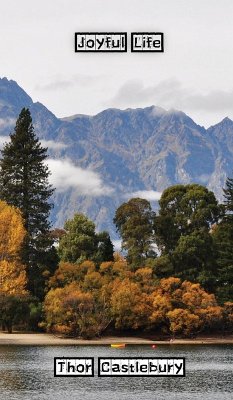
[0,77,232,239]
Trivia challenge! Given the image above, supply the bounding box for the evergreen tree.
[95,231,114,264]
[156,184,222,253]
[212,222,233,303]
[114,198,156,268]
[212,175,233,302]
[58,213,114,265]
[223,175,233,217]
[0,108,58,298]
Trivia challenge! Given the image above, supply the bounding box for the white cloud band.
[47,158,113,196]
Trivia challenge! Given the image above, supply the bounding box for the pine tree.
[0,108,58,298]
[223,176,233,217]
[212,175,233,302]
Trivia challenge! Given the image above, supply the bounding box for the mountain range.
[0,77,233,241]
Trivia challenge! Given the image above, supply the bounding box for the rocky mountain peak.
[0,77,32,110]
[0,77,233,238]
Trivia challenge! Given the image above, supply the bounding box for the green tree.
[223,175,233,217]
[114,198,156,268]
[95,231,114,264]
[0,293,30,333]
[211,175,233,302]
[58,213,113,264]
[0,108,58,298]
[172,229,217,291]
[156,184,222,253]
[213,222,233,302]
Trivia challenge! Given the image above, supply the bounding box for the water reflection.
[0,345,232,400]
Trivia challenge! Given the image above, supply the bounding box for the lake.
[0,345,232,399]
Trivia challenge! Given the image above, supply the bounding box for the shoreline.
[0,332,232,346]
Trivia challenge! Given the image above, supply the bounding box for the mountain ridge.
[0,77,232,240]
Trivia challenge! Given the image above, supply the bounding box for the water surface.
[0,345,232,400]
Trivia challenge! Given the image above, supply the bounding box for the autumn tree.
[0,108,58,298]
[149,277,223,337]
[114,198,156,268]
[0,200,29,332]
[44,250,226,337]
[58,213,113,265]
[43,282,110,338]
[49,260,96,289]
[110,278,151,330]
[0,200,27,293]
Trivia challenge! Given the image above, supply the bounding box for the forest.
[0,108,232,338]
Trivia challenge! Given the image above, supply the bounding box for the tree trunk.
[6,322,12,333]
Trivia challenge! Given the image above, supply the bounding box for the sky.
[1,0,233,127]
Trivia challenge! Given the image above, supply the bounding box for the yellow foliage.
[0,201,28,296]
[79,260,96,273]
[149,277,223,336]
[113,252,125,262]
[0,200,26,260]
[99,261,114,273]
[44,282,110,338]
[112,260,128,275]
[149,294,172,324]
[197,306,223,325]
[159,277,181,293]
[0,260,27,295]
[49,260,96,288]
[83,271,103,291]
[45,254,226,337]
[135,267,153,281]
[167,309,201,336]
[223,302,233,328]
[110,278,151,329]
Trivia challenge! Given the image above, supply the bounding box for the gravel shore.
[0,332,232,346]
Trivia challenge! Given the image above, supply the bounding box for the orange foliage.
[110,278,151,329]
[0,201,27,296]
[149,277,223,336]
[44,255,226,338]
[0,260,27,295]
[44,282,110,338]
[167,309,201,336]
[49,260,96,288]
[223,302,233,330]
[0,200,26,261]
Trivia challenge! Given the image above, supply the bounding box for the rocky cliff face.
[0,77,233,239]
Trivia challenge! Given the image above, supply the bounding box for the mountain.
[0,77,233,240]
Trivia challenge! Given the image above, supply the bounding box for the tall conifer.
[223,176,233,216]
[0,108,58,298]
[212,175,233,302]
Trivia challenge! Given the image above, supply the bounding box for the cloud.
[47,158,114,196]
[0,135,10,147]
[0,137,68,151]
[36,80,73,91]
[109,78,233,114]
[125,190,162,201]
[112,240,122,251]
[36,74,104,92]
[0,117,15,130]
[197,174,211,184]
[40,139,68,150]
